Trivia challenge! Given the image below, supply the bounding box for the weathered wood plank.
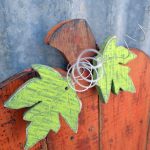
[45,19,97,64]
[147,118,150,150]
[45,19,99,150]
[0,19,99,150]
[46,19,150,150]
[99,49,150,150]
[0,19,150,150]
[0,69,47,149]
[146,92,150,150]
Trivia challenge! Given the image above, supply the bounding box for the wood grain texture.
[4,64,81,149]
[0,19,99,150]
[99,49,150,150]
[147,117,150,150]
[0,19,150,150]
[45,19,99,150]
[0,69,48,149]
[45,19,97,64]
[45,19,150,150]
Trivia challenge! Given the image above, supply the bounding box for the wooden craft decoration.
[0,19,150,150]
[4,36,136,148]
[4,64,81,149]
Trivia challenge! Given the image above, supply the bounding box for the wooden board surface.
[0,19,150,150]
[45,19,99,150]
[0,69,47,149]
[99,49,150,150]
[0,19,99,150]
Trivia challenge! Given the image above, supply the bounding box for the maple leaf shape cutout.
[5,64,81,149]
[95,36,137,103]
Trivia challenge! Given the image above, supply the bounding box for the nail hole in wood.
[70,136,74,140]
[65,87,69,90]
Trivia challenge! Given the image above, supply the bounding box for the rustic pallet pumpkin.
[0,19,149,150]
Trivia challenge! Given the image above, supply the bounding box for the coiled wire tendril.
[67,49,104,92]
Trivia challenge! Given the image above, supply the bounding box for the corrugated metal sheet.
[0,0,150,81]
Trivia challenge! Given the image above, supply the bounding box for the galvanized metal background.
[0,0,150,82]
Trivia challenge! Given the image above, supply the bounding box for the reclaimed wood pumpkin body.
[0,19,149,150]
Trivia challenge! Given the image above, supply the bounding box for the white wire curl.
[66,49,104,92]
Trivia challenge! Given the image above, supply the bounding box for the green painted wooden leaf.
[4,64,81,149]
[95,36,137,103]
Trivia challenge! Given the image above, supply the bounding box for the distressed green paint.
[4,64,81,149]
[95,36,137,103]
